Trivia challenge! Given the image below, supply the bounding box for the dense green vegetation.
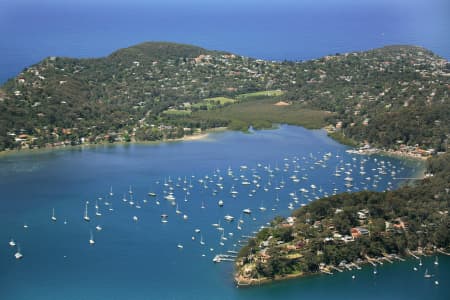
[0,42,448,153]
[285,46,450,150]
[0,42,300,150]
[235,153,450,282]
[192,98,330,131]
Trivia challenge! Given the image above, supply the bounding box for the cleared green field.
[191,97,236,110]
[163,109,192,115]
[236,90,285,100]
[204,97,236,104]
[193,98,331,131]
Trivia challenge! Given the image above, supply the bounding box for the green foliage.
[286,46,449,150]
[238,153,450,280]
[193,98,329,131]
[327,131,358,147]
[0,43,448,153]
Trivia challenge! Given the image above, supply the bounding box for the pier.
[381,254,393,264]
[437,249,450,256]
[213,254,236,263]
[407,249,420,259]
[330,266,344,273]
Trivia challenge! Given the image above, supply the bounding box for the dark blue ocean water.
[1,0,449,83]
[1,125,448,300]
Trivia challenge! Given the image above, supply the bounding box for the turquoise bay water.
[0,125,448,299]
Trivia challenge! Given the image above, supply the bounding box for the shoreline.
[235,271,308,287]
[235,249,447,287]
[0,128,228,158]
[1,124,440,164]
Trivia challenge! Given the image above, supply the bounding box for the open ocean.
[1,125,448,299]
[0,0,449,83]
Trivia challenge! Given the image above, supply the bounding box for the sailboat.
[51,208,57,222]
[224,215,234,222]
[200,235,205,245]
[14,245,23,259]
[129,194,135,206]
[9,238,16,247]
[259,199,267,212]
[109,186,114,196]
[95,202,102,216]
[161,214,168,223]
[89,230,95,245]
[424,268,432,278]
[83,201,90,222]
[434,256,439,266]
[242,208,252,214]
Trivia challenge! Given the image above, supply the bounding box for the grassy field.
[236,90,285,101]
[163,109,192,116]
[164,89,330,132]
[192,98,331,131]
[204,97,236,104]
[191,97,236,110]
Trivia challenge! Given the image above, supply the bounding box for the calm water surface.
[1,125,447,300]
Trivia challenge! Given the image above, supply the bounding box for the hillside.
[0,42,448,152]
[234,153,450,286]
[285,46,450,150]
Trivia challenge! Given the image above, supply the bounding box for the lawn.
[163,109,192,115]
[191,97,236,110]
[193,98,331,130]
[236,90,285,101]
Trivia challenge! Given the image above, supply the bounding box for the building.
[351,227,370,239]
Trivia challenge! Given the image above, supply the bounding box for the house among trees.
[351,227,370,239]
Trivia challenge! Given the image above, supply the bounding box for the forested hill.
[234,153,450,286]
[285,45,450,151]
[0,42,448,152]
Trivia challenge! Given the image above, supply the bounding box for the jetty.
[365,255,377,266]
[381,254,394,264]
[350,262,362,270]
[437,249,450,256]
[213,254,236,263]
[390,254,405,262]
[407,249,420,259]
[330,266,344,273]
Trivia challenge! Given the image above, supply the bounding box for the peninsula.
[234,152,450,286]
